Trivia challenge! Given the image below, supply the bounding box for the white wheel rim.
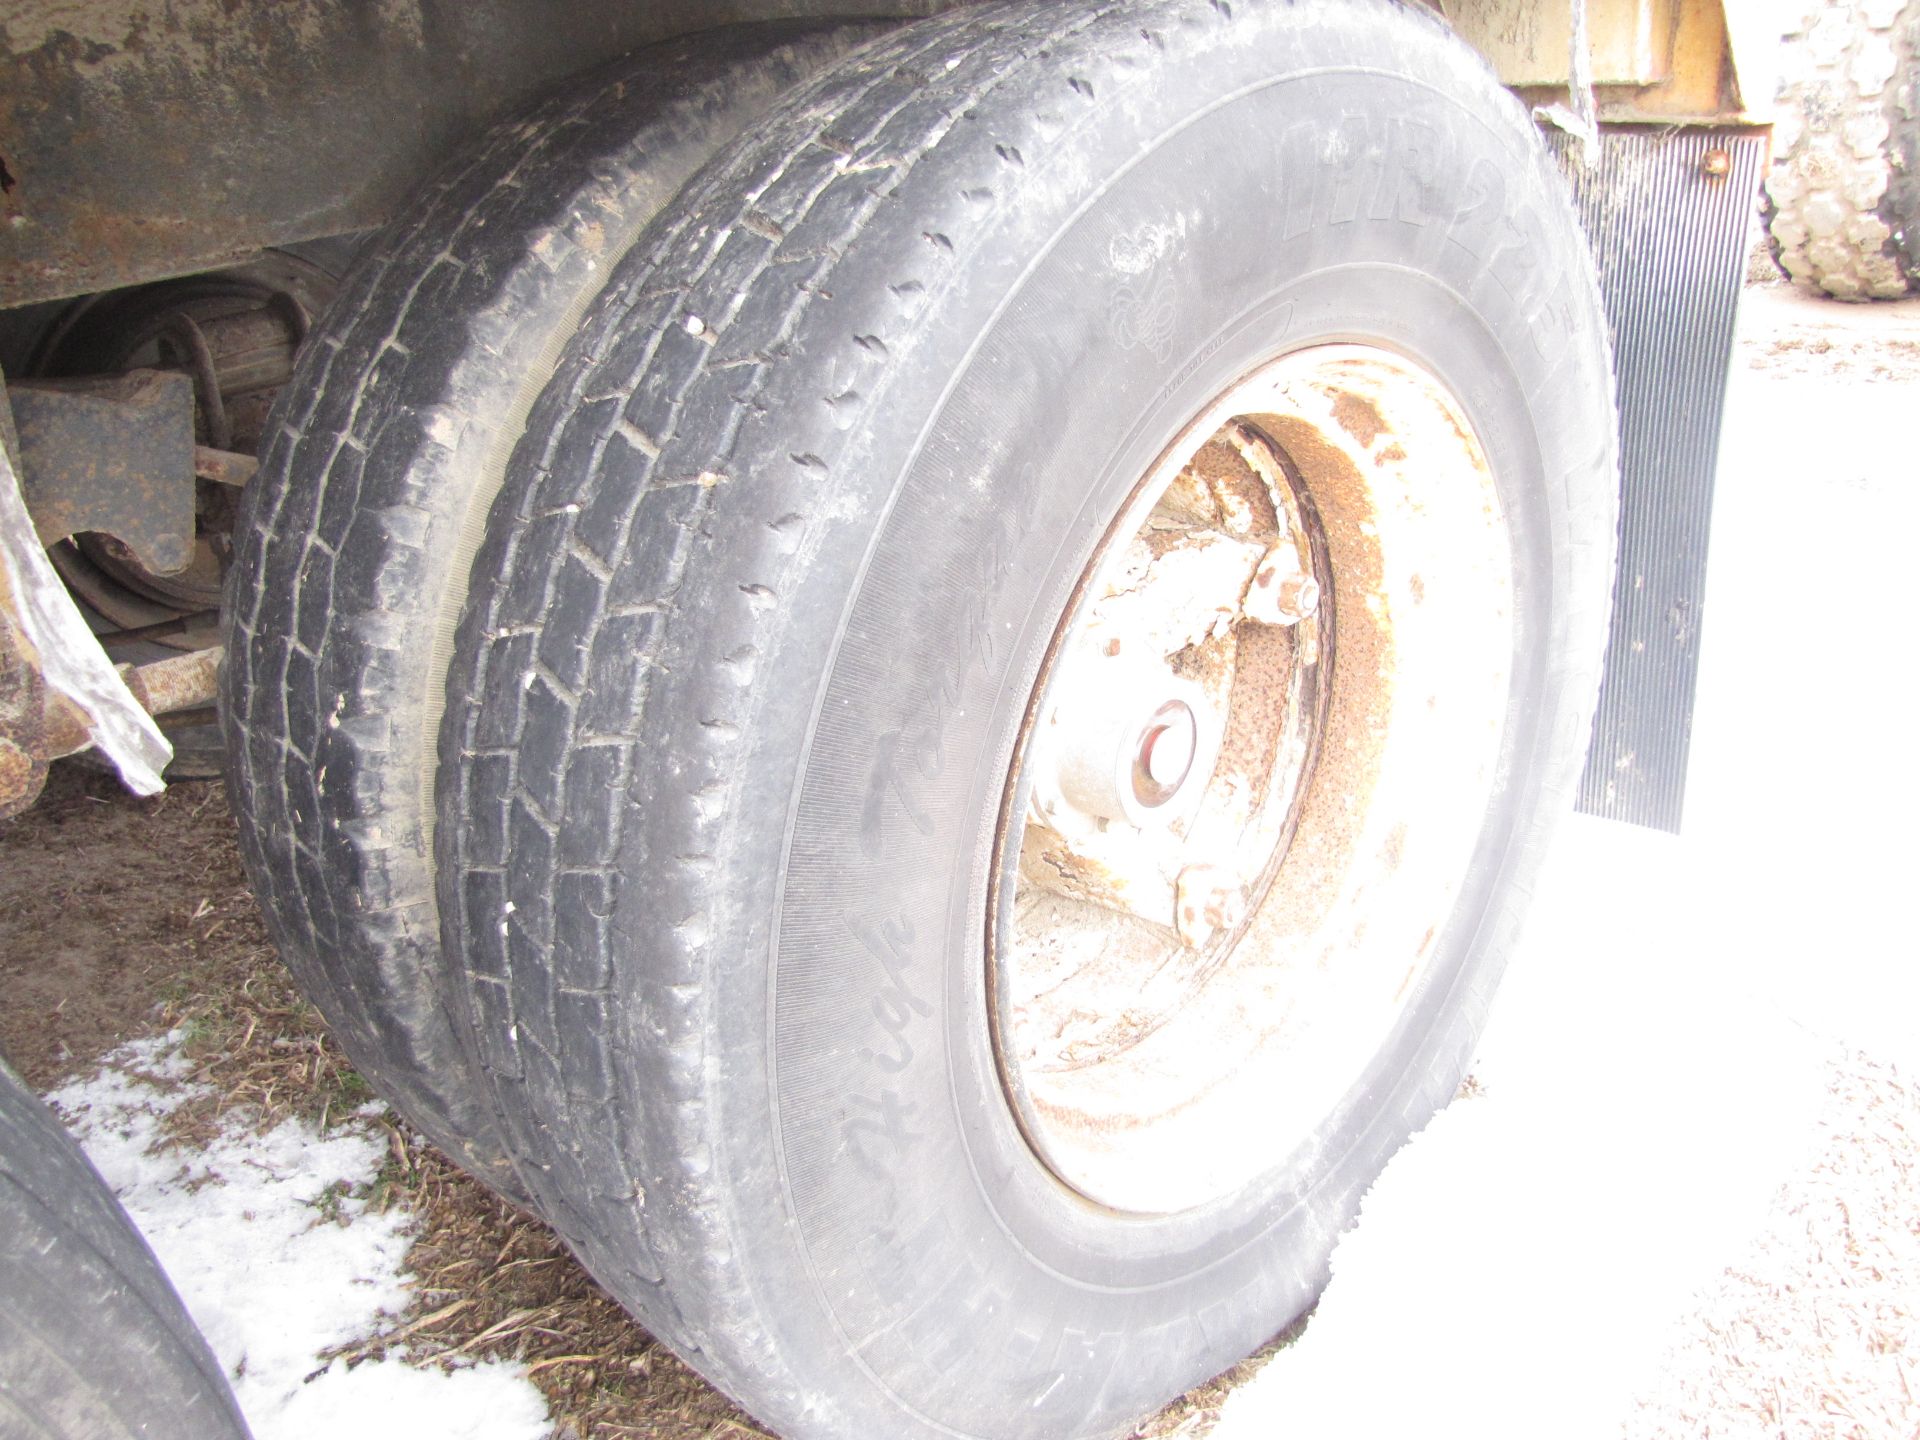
[989,345,1514,1215]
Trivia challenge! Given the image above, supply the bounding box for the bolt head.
[1273,572,1320,622]
[1246,548,1321,626]
[1175,864,1246,949]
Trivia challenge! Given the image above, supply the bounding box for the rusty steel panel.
[0,1,1766,308]
[7,370,198,574]
[0,0,940,309]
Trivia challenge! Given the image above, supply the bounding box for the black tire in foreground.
[0,1059,249,1440]
[221,22,880,1201]
[438,2,1618,1436]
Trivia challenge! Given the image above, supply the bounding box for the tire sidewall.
[618,14,1615,1437]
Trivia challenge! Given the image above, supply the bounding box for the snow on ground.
[45,1034,551,1440]
[1214,286,1920,1438]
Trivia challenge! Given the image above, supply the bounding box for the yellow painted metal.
[1444,0,1777,124]
[1443,0,1676,86]
[1604,0,1737,121]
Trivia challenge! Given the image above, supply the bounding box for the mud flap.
[1560,127,1768,832]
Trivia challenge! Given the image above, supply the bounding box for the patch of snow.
[1214,288,1920,1438]
[45,1034,549,1440]
[1213,817,1832,1440]
[267,1352,551,1440]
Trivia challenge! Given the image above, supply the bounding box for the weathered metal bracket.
[8,370,199,576]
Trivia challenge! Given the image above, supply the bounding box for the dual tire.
[223,21,881,1201]
[230,3,1619,1437]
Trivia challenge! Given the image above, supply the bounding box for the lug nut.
[1272,573,1319,622]
[1175,864,1246,949]
[1245,548,1321,626]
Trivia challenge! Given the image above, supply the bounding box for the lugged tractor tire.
[1767,0,1920,299]
[434,2,1619,1436]
[221,22,881,1203]
[0,1058,250,1440]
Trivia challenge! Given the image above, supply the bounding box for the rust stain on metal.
[1331,392,1386,447]
[39,691,92,757]
[1233,412,1389,944]
[0,736,36,815]
[1175,863,1247,949]
[119,644,221,718]
[7,370,199,575]
[1,577,53,817]
[991,349,1513,1212]
[0,594,97,814]
[194,445,258,488]
[0,592,216,817]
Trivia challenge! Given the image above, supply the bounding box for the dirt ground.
[0,767,244,1092]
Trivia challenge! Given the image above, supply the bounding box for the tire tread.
[222,25,877,1199]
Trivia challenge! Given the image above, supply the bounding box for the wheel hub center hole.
[1133,701,1197,804]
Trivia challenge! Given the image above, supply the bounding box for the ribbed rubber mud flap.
[1559,127,1768,832]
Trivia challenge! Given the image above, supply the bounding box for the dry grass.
[331,1143,766,1440]
[1624,1053,1920,1440]
[1131,1320,1308,1439]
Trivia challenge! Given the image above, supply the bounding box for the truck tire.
[221,22,881,1201]
[1766,1,1920,298]
[437,3,1616,1436]
[0,1059,250,1440]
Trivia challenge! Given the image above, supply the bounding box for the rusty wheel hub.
[989,346,1515,1214]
